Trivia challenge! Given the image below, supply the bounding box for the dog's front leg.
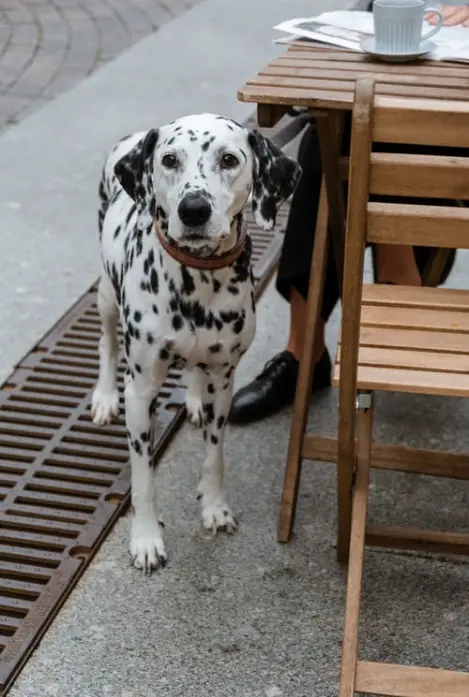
[125,371,167,573]
[198,367,237,534]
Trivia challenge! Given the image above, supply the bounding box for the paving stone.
[0,0,203,131]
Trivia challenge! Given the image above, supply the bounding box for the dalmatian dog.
[91,113,301,573]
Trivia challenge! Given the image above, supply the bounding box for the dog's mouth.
[178,237,222,258]
[177,228,229,257]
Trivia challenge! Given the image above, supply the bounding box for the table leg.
[277,179,330,543]
[278,111,347,543]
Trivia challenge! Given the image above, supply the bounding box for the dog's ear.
[248,130,302,231]
[114,129,159,203]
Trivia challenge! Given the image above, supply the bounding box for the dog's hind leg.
[198,367,237,534]
[92,274,120,425]
[185,367,205,427]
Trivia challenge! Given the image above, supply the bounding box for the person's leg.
[229,121,340,425]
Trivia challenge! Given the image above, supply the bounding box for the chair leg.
[337,402,357,564]
[277,181,330,543]
[339,398,373,697]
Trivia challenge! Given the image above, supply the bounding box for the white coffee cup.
[373,0,444,54]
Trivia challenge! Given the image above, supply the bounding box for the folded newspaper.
[274,10,469,63]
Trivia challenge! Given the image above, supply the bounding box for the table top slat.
[272,55,469,77]
[238,46,469,109]
[260,65,469,88]
[245,75,469,101]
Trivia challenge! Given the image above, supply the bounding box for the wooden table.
[238,44,469,547]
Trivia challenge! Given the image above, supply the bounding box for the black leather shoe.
[228,349,331,425]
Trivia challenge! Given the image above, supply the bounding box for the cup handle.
[422,7,444,41]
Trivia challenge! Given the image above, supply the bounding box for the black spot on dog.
[209,343,221,354]
[181,266,195,295]
[113,225,122,239]
[203,402,215,423]
[210,434,218,445]
[150,268,159,294]
[133,311,142,323]
[217,416,225,429]
[125,204,137,226]
[172,314,183,331]
[207,383,215,394]
[159,347,170,361]
[134,363,142,374]
[233,315,245,334]
[147,333,154,345]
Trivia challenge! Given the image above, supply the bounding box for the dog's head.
[114,113,302,253]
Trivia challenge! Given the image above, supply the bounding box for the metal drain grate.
[0,204,289,694]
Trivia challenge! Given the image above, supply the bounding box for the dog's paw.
[91,388,120,425]
[199,493,237,535]
[185,391,204,427]
[130,516,167,575]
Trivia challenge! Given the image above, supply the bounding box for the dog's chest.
[122,246,255,368]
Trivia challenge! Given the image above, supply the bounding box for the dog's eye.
[162,153,179,169]
[220,153,239,169]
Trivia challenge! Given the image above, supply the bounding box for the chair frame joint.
[356,391,372,412]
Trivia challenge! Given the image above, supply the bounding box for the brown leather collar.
[155,221,247,271]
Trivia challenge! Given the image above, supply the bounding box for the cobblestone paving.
[0,0,200,130]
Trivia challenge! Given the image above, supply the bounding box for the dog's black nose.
[178,193,212,227]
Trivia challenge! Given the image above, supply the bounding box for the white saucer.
[360,37,436,63]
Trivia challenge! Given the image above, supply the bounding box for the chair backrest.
[338,79,469,460]
[349,78,469,253]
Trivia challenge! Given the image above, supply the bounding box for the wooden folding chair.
[336,78,469,697]
[277,111,457,551]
